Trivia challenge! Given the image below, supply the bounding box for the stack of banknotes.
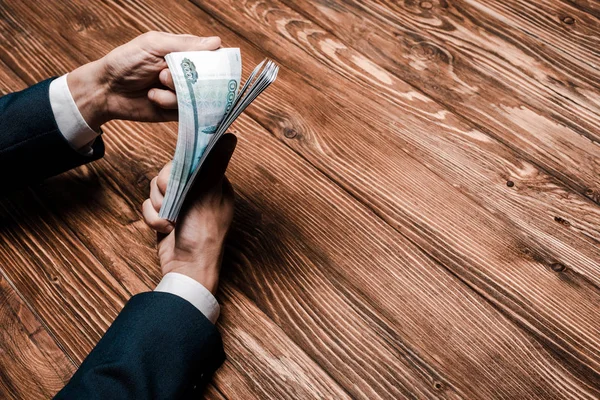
[159,48,279,221]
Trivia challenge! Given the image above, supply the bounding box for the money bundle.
[159,48,279,221]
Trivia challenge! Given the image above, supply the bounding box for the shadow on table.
[0,171,104,232]
[220,192,323,309]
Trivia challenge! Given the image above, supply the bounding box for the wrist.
[162,258,221,295]
[67,60,110,131]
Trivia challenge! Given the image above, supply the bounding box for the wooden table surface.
[1,0,599,398]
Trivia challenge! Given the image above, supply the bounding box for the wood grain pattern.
[0,4,356,399]
[562,0,600,18]
[215,286,352,399]
[0,275,75,399]
[0,15,350,399]
[0,0,599,398]
[28,0,600,396]
[328,0,600,144]
[202,0,600,201]
[0,62,77,400]
[187,0,600,278]
[0,7,454,396]
[189,0,600,375]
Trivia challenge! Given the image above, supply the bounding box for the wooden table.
[1,0,599,398]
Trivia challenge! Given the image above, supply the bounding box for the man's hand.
[142,134,236,294]
[67,32,221,130]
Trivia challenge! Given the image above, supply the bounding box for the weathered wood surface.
[0,20,349,399]
[0,275,75,399]
[0,0,599,398]
[192,0,600,382]
[196,0,600,201]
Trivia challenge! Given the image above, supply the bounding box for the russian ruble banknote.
[159,48,279,221]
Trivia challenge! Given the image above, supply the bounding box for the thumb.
[140,32,221,56]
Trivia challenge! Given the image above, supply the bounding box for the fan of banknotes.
[159,48,279,221]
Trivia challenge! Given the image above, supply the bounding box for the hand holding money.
[159,49,278,221]
[67,31,278,222]
[66,31,222,130]
[143,134,237,295]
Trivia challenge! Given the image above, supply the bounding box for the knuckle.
[142,199,152,212]
[151,194,162,210]
[157,173,169,192]
[143,31,159,40]
[153,91,166,106]
[142,206,152,224]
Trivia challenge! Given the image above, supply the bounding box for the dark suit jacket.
[0,78,225,399]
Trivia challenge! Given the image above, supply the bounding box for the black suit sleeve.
[0,78,105,187]
[54,292,226,399]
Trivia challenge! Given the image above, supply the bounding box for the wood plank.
[0,61,135,358]
[561,0,600,18]
[215,286,352,399]
[83,0,600,289]
[236,0,600,262]
[8,0,600,396]
[185,0,600,282]
[203,384,227,400]
[0,274,75,399]
[265,0,600,195]
[127,0,596,390]
[0,61,76,400]
[207,116,600,399]
[0,10,354,399]
[465,0,600,77]
[0,175,351,399]
[186,0,600,363]
[0,188,346,399]
[0,182,132,361]
[0,10,452,396]
[203,0,600,204]
[315,0,600,144]
[1,0,599,398]
[0,138,346,395]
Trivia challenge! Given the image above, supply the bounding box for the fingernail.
[159,69,167,80]
[148,89,155,99]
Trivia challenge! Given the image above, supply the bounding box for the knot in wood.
[420,1,433,9]
[550,262,566,272]
[284,128,298,139]
[506,180,514,187]
[410,42,448,65]
[553,216,571,226]
[562,16,575,25]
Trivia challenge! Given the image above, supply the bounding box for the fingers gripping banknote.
[159,48,279,221]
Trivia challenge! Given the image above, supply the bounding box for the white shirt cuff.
[49,74,100,152]
[154,272,220,324]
